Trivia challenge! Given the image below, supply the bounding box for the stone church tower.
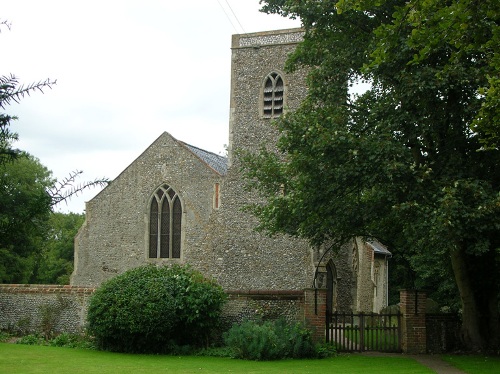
[207,29,314,291]
[71,28,390,315]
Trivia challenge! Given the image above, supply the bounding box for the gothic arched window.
[262,72,284,118]
[326,260,338,314]
[149,184,182,259]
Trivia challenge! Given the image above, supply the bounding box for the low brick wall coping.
[226,289,304,300]
[227,289,303,295]
[0,284,96,295]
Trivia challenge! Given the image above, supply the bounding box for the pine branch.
[48,170,110,207]
[0,75,57,109]
[0,19,12,32]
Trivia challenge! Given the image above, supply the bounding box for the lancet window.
[263,72,284,118]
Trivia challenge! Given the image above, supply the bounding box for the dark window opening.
[263,72,284,118]
[149,184,182,259]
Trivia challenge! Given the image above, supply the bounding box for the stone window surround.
[260,70,287,119]
[147,183,184,261]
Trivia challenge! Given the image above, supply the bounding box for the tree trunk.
[449,244,485,351]
[487,292,500,350]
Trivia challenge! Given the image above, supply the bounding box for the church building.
[71,28,391,318]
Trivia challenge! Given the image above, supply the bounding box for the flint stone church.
[71,28,391,321]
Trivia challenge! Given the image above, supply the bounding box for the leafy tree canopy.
[0,152,53,283]
[33,212,85,285]
[244,0,500,350]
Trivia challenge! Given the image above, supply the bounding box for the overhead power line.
[224,0,245,33]
[215,0,245,34]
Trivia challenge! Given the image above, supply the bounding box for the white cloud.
[2,0,301,213]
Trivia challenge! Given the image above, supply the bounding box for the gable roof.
[368,240,392,257]
[180,141,228,176]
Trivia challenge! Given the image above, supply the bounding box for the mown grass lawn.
[0,343,434,374]
[442,355,500,374]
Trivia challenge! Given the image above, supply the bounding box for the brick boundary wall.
[3,285,451,351]
[304,288,327,343]
[400,289,427,353]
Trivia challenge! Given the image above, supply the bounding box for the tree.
[0,72,104,282]
[242,0,500,350]
[33,212,85,284]
[0,152,53,283]
[1,20,108,283]
[1,73,56,164]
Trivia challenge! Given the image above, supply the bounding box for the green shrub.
[223,319,317,360]
[87,264,226,353]
[39,296,71,340]
[0,331,12,343]
[16,334,44,345]
[315,342,337,358]
[195,346,235,357]
[49,332,96,349]
[49,332,73,347]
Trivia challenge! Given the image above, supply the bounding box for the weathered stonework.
[0,285,95,335]
[70,28,390,326]
[71,134,225,286]
[237,29,305,47]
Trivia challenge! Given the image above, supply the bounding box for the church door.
[326,260,338,314]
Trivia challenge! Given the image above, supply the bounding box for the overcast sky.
[2,0,300,213]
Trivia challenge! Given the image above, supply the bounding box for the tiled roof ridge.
[179,141,228,176]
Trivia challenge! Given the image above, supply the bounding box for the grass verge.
[0,343,434,374]
[442,355,500,374]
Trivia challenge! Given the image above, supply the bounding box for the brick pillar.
[400,290,427,353]
[303,288,327,343]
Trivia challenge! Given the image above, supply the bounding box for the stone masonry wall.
[356,239,375,312]
[0,285,308,339]
[71,30,313,291]
[312,244,356,313]
[209,29,314,291]
[71,133,224,287]
[71,28,387,312]
[223,290,303,325]
[0,285,95,335]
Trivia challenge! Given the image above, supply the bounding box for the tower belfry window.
[263,72,284,118]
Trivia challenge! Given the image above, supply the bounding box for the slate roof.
[181,142,228,176]
[367,240,392,257]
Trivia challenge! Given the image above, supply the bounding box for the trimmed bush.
[223,319,317,360]
[87,264,226,353]
[49,333,96,349]
[16,334,45,345]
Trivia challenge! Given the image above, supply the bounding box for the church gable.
[71,131,225,286]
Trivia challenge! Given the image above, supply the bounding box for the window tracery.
[149,184,182,259]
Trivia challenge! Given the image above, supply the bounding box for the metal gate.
[326,311,402,352]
